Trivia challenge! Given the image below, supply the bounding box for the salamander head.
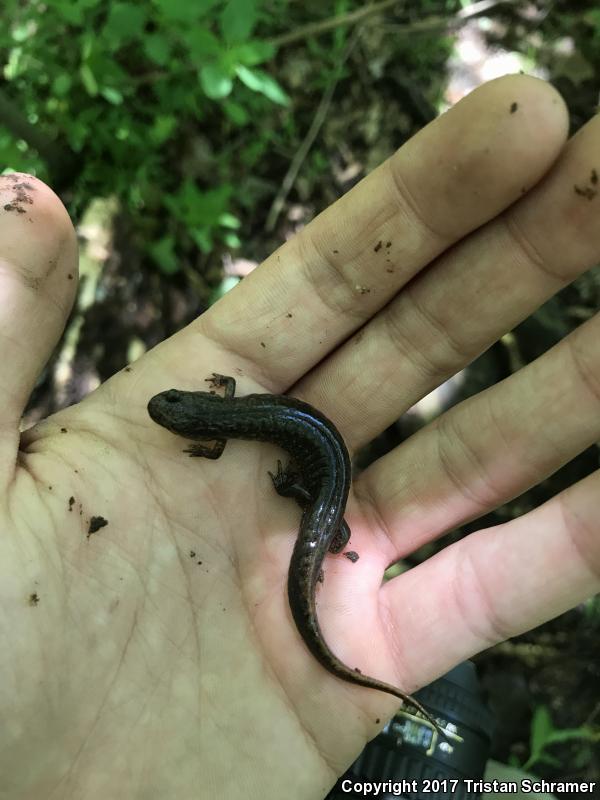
[147,388,223,438]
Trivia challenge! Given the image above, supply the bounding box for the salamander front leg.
[205,372,236,397]
[182,373,237,459]
[184,441,226,459]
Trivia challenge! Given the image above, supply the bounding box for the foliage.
[0,0,291,273]
[485,0,600,132]
[0,0,458,283]
[519,705,599,772]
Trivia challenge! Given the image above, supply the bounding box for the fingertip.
[0,172,78,278]
[457,73,569,155]
[0,173,79,434]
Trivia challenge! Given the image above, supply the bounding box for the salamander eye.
[164,390,182,403]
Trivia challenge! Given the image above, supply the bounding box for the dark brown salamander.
[148,374,444,736]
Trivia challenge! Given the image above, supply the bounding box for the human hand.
[1,75,598,800]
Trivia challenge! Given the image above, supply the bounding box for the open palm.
[1,76,599,800]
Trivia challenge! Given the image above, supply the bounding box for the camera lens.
[326,661,494,800]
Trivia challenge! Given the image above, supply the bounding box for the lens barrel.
[326,661,494,800]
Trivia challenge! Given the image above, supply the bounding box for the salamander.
[147,373,443,736]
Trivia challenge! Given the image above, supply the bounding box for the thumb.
[0,174,78,485]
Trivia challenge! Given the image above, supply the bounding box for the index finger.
[197,76,567,394]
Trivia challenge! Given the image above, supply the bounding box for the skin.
[0,75,599,799]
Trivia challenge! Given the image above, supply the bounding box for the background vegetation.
[1,0,598,781]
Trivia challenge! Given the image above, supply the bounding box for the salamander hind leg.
[268,459,311,507]
[328,519,351,553]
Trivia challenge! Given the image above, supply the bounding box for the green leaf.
[4,47,23,80]
[150,115,178,144]
[235,65,289,106]
[81,35,94,61]
[191,227,213,253]
[223,100,249,125]
[529,706,553,758]
[11,21,36,43]
[144,34,172,66]
[103,2,147,45]
[47,0,83,25]
[67,117,92,152]
[184,28,222,62]
[218,212,241,229]
[52,73,72,96]
[523,706,599,771]
[80,63,98,96]
[0,139,32,173]
[47,0,102,24]
[223,231,241,248]
[220,0,257,44]
[149,236,180,274]
[232,40,276,66]
[154,0,220,23]
[200,64,233,99]
[165,181,232,228]
[101,87,123,105]
[545,726,598,744]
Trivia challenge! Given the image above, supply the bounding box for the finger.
[359,312,600,553]
[0,176,77,447]
[381,469,600,687]
[301,107,600,450]
[195,76,567,391]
